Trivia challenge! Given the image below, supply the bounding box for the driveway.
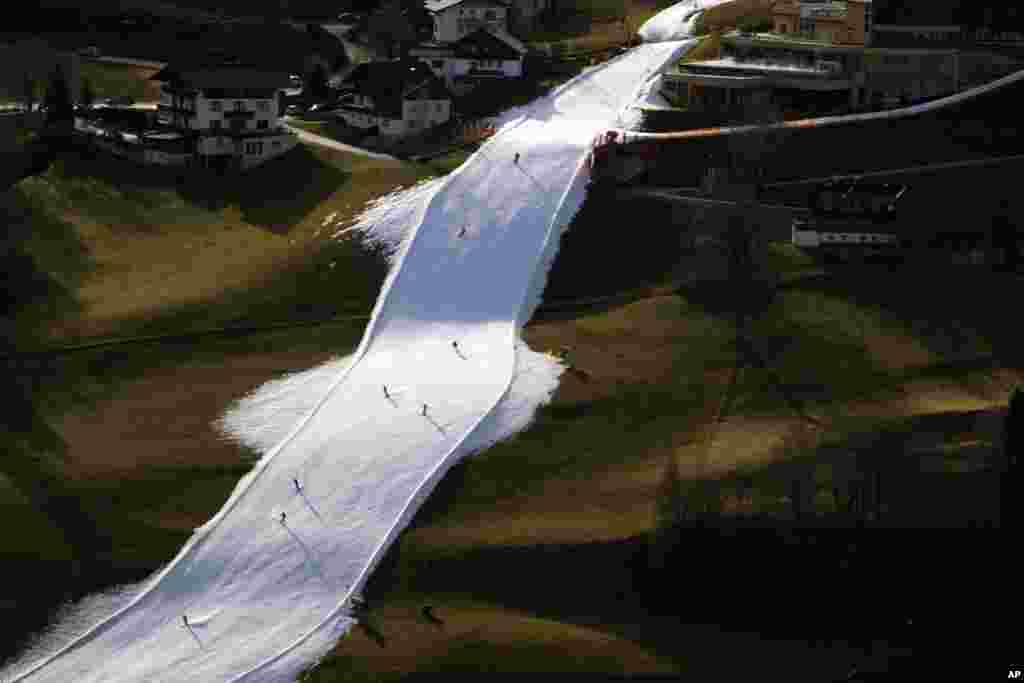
[283,120,396,160]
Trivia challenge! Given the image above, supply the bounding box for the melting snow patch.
[336,177,444,264]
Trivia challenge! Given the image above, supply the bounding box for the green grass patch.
[11,141,433,343]
[0,473,74,563]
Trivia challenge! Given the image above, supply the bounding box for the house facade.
[152,59,298,170]
[337,60,451,137]
[427,0,510,43]
[772,0,873,46]
[410,28,526,87]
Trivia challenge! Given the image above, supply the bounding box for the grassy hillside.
[10,142,434,344]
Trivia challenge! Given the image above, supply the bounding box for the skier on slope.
[514,152,520,164]
[279,511,287,524]
[293,478,301,492]
[383,384,390,400]
[457,225,467,238]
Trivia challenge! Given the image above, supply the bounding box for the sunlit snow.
[4,5,700,681]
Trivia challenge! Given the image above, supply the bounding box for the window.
[485,10,496,20]
[435,101,443,112]
[211,119,222,131]
[257,100,269,112]
[799,17,814,34]
[210,100,222,112]
[257,120,269,129]
[234,101,244,111]
[273,140,281,148]
[432,59,444,68]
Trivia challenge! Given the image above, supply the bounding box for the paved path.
[283,121,396,160]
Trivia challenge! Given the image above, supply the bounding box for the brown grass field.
[3,46,1020,679]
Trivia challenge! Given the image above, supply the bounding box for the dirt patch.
[523,294,702,403]
[320,602,675,677]
[57,349,336,480]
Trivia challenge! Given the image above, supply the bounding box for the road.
[282,120,396,160]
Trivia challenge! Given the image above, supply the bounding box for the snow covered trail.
[6,37,696,683]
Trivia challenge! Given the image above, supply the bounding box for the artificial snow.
[638,0,735,43]
[5,9,700,682]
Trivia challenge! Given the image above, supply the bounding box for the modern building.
[410,27,526,89]
[151,57,299,170]
[336,60,452,137]
[771,0,873,46]
[663,28,961,115]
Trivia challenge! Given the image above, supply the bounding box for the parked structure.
[336,60,451,137]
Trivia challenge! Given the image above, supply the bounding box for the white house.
[336,60,452,137]
[426,0,511,43]
[411,28,527,86]
[151,57,299,170]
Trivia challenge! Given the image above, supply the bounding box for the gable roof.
[344,60,450,118]
[451,27,525,59]
[151,58,292,91]
[426,0,509,14]
[486,27,528,54]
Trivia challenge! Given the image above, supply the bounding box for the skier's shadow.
[298,489,325,524]
[183,623,204,650]
[423,414,447,435]
[282,522,327,581]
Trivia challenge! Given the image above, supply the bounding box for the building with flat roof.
[771,0,873,46]
[663,28,961,116]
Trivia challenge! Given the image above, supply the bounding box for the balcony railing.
[157,103,196,117]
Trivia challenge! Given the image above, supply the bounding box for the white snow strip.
[4,8,700,682]
[638,0,734,43]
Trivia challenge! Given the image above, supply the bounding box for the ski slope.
[5,11,702,683]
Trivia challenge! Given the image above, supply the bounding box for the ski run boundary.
[8,39,691,682]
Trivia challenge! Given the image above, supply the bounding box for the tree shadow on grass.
[365,405,1011,678]
[52,143,350,236]
[1,184,88,343]
[177,145,351,235]
[781,267,1023,364]
[542,194,683,302]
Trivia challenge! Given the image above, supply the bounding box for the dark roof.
[151,55,291,90]
[426,0,509,13]
[872,0,959,26]
[450,27,524,59]
[344,60,450,118]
